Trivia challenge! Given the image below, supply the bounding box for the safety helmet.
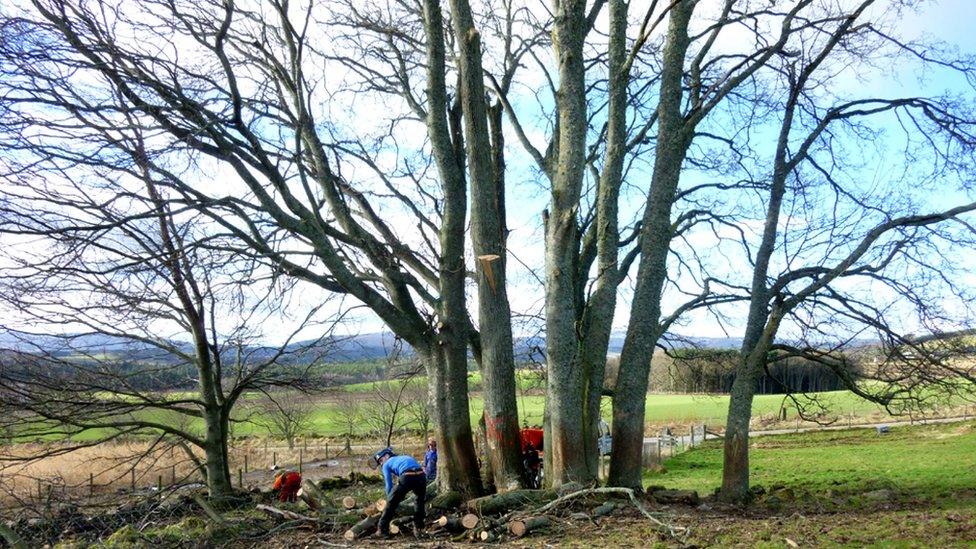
[371,447,395,468]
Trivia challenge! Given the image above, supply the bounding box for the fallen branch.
[192,493,228,527]
[507,487,687,541]
[467,489,556,516]
[256,504,317,523]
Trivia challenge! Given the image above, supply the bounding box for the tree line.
[1,0,975,504]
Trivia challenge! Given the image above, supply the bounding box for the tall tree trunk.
[448,0,525,491]
[544,0,591,487]
[420,0,485,498]
[721,314,781,502]
[608,0,696,490]
[577,0,629,480]
[424,343,483,498]
[201,405,233,498]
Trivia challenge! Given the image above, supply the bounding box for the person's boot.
[373,529,392,540]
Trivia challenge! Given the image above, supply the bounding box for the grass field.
[26,383,964,444]
[281,388,924,438]
[647,420,976,501]
[638,421,976,547]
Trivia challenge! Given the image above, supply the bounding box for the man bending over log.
[372,447,426,538]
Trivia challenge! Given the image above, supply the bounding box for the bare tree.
[0,0,486,496]
[713,2,976,502]
[257,392,316,450]
[333,392,364,455]
[402,381,433,441]
[0,174,341,499]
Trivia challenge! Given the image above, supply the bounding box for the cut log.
[256,504,316,523]
[344,515,380,541]
[434,515,463,532]
[341,496,357,509]
[362,503,379,517]
[467,489,556,516]
[429,490,463,510]
[460,513,480,529]
[479,529,498,542]
[389,523,400,535]
[375,498,388,512]
[592,501,615,518]
[651,489,700,506]
[299,493,319,511]
[301,479,328,509]
[556,481,585,496]
[508,516,550,538]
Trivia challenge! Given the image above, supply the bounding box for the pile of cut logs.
[255,477,694,543]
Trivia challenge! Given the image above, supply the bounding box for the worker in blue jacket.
[372,447,426,537]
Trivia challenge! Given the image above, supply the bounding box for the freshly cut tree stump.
[460,513,480,529]
[508,516,550,538]
[341,496,357,509]
[344,515,380,541]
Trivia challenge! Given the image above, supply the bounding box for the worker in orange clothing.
[272,470,302,503]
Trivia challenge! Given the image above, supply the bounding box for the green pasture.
[645,420,976,501]
[14,374,968,444]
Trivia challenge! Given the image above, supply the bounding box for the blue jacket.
[381,455,423,495]
[424,448,437,479]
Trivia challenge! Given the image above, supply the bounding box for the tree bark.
[448,0,525,491]
[577,0,629,480]
[201,405,233,498]
[424,344,483,498]
[420,0,484,499]
[544,0,591,487]
[608,0,696,489]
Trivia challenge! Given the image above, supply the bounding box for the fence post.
[272,451,277,468]
[238,468,243,488]
[131,469,136,491]
[171,465,176,485]
[89,472,94,497]
[157,475,162,492]
[244,454,249,474]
